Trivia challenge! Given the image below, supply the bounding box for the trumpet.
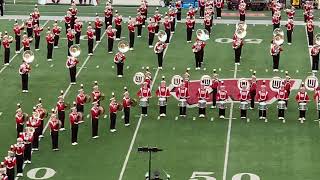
[118,40,129,53]
[23,50,35,64]
[98,106,105,114]
[69,44,81,58]
[157,30,167,42]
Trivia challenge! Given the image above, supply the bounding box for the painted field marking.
[0,112,2,117]
[305,26,313,69]
[104,115,108,119]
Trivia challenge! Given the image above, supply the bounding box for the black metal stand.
[138,146,163,180]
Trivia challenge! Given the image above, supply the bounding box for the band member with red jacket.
[3,151,16,180]
[137,82,152,116]
[15,105,25,137]
[66,28,75,56]
[66,56,79,84]
[156,77,171,117]
[168,7,176,33]
[76,86,85,120]
[69,3,78,29]
[49,110,60,151]
[114,12,122,40]
[199,0,206,18]
[284,73,291,99]
[91,101,101,138]
[192,39,205,70]
[56,94,67,130]
[109,95,119,132]
[147,19,156,48]
[19,127,33,164]
[249,73,257,109]
[215,0,223,19]
[258,82,268,120]
[285,19,294,45]
[163,16,171,43]
[204,15,212,36]
[295,84,310,122]
[307,19,314,47]
[176,0,182,21]
[154,8,162,34]
[211,70,219,108]
[52,21,61,48]
[13,21,24,53]
[94,14,103,42]
[74,19,82,45]
[238,85,249,119]
[303,1,312,22]
[186,16,194,43]
[19,60,31,93]
[92,83,102,104]
[106,25,116,53]
[64,12,72,34]
[26,111,41,151]
[176,80,189,116]
[216,81,228,118]
[104,5,113,28]
[32,5,40,26]
[154,40,167,69]
[69,106,79,145]
[114,51,126,77]
[233,35,244,65]
[2,33,13,65]
[21,34,32,52]
[128,17,135,50]
[272,12,280,30]
[122,87,132,126]
[46,28,54,61]
[276,84,288,119]
[35,101,46,138]
[197,84,209,117]
[26,16,33,38]
[87,24,95,56]
[14,138,25,177]
[270,41,283,72]
[313,87,320,120]
[33,24,43,51]
[136,12,144,37]
[311,44,319,72]
[239,0,246,21]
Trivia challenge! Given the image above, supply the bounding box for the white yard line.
[305,26,313,69]
[118,34,173,180]
[222,63,237,180]
[0,20,50,74]
[0,112,2,117]
[15,30,106,180]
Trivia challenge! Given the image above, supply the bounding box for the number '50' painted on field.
[190,172,260,180]
[215,38,263,44]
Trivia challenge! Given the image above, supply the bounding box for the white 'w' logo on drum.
[307,79,317,89]
[272,79,282,89]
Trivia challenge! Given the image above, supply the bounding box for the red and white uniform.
[33,26,43,37]
[53,26,61,36]
[147,23,156,33]
[91,107,101,119]
[49,118,60,132]
[199,0,206,7]
[204,16,212,27]
[66,57,79,68]
[114,52,126,63]
[70,8,78,16]
[272,15,280,25]
[66,31,75,41]
[26,19,33,29]
[69,112,79,125]
[197,87,209,100]
[311,45,319,56]
[92,91,101,102]
[74,22,82,33]
[187,8,196,18]
[154,41,166,53]
[19,63,31,75]
[163,20,171,30]
[238,89,249,101]
[76,93,85,106]
[286,10,295,19]
[137,87,151,98]
[64,15,71,25]
[20,132,33,144]
[13,143,25,156]
[216,89,228,101]
[232,38,243,49]
[156,86,170,98]
[95,19,103,29]
[3,157,16,170]
[314,89,320,102]
[13,25,24,36]
[56,102,66,112]
[114,16,122,26]
[106,29,116,39]
[192,40,205,52]
[136,15,144,26]
[128,22,135,32]
[186,19,194,29]
[295,91,309,102]
[176,86,189,99]
[154,13,162,23]
[284,81,291,94]
[2,39,12,49]
[215,0,224,8]
[104,8,113,18]
[87,29,94,40]
[258,90,269,102]
[15,113,24,126]
[123,97,131,108]
[22,38,31,48]
[46,33,54,44]
[239,2,246,15]
[276,88,288,100]
[270,44,282,55]
[307,21,314,32]
[250,81,257,94]
[285,21,294,31]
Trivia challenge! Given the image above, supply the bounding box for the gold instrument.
[23,113,29,122]
[98,106,105,114]
[43,108,48,118]
[8,35,14,42]
[69,44,81,57]
[235,27,247,39]
[65,102,71,110]
[23,50,35,64]
[117,103,123,111]
[118,40,129,53]
[84,94,91,103]
[130,98,137,107]
[273,28,284,45]
[196,29,210,41]
[100,93,106,101]
[315,33,320,45]
[157,30,167,42]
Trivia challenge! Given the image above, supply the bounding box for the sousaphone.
[196,29,210,41]
[157,30,167,42]
[23,50,35,64]
[69,44,81,57]
[118,40,129,53]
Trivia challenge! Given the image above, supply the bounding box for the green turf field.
[0,1,320,180]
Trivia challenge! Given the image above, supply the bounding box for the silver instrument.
[277,100,286,110]
[217,101,226,109]
[178,99,187,107]
[158,97,167,106]
[23,50,35,64]
[158,30,167,42]
[239,101,248,110]
[317,102,320,110]
[298,102,307,111]
[198,100,207,108]
[258,102,267,110]
[273,28,284,45]
[69,44,81,57]
[139,97,148,107]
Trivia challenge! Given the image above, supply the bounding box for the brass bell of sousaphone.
[69,44,81,57]
[315,33,320,45]
[157,30,167,42]
[118,40,129,53]
[196,29,210,41]
[235,27,247,39]
[273,28,284,45]
[23,50,35,64]
[236,21,247,31]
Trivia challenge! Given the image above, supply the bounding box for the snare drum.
[258,102,267,110]
[298,102,307,111]
[198,100,207,108]
[317,102,320,110]
[277,100,286,110]
[217,101,226,109]
[139,98,148,107]
[239,101,248,110]
[178,99,187,107]
[158,97,167,106]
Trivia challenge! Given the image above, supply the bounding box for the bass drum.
[158,97,167,106]
[198,100,207,108]
[139,97,148,107]
[258,102,267,110]
[239,101,248,110]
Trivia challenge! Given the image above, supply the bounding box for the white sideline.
[222,63,237,180]
[118,34,173,180]
[0,20,50,74]
[14,30,107,180]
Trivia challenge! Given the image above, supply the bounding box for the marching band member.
[66,28,75,57]
[184,68,191,89]
[52,21,61,48]
[154,40,167,69]
[13,21,24,53]
[192,39,205,70]
[249,72,257,109]
[276,84,288,120]
[187,6,196,31]
[197,84,209,117]
[87,24,95,56]
[21,34,32,52]
[20,127,33,164]
[46,28,54,61]
[258,81,268,120]
[69,3,78,29]
[69,106,79,145]
[109,94,118,132]
[104,4,113,28]
[215,0,223,19]
[128,17,135,51]
[36,100,46,138]
[303,1,312,22]
[311,44,319,72]
[199,0,206,18]
[239,0,246,21]
[211,70,219,108]
[114,50,126,77]
[56,93,67,130]
[147,18,156,48]
[76,86,85,122]
[26,16,33,38]
[163,16,171,43]
[114,11,122,40]
[137,82,151,116]
[64,12,72,34]
[156,77,170,117]
[306,10,314,22]
[295,84,310,122]
[15,105,24,137]
[176,0,182,21]
[139,1,148,26]
[122,87,131,126]
[32,5,40,26]
[186,16,193,43]
[176,80,189,116]
[106,25,116,53]
[285,6,295,19]
[270,41,283,72]
[3,151,16,180]
[306,19,314,47]
[92,82,104,105]
[238,85,249,119]
[284,72,291,101]
[49,110,60,151]
[95,14,103,42]
[313,87,320,120]
[285,19,294,45]
[19,60,31,93]
[91,101,101,138]
[26,110,40,151]
[216,81,228,118]
[14,138,25,177]
[74,19,82,45]
[233,35,244,65]
[154,8,162,35]
[168,7,176,33]
[204,14,212,36]
[136,12,144,38]
[144,67,152,88]
[66,56,79,84]
[33,24,43,51]
[0,163,8,179]
[272,11,280,30]
[2,33,13,65]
